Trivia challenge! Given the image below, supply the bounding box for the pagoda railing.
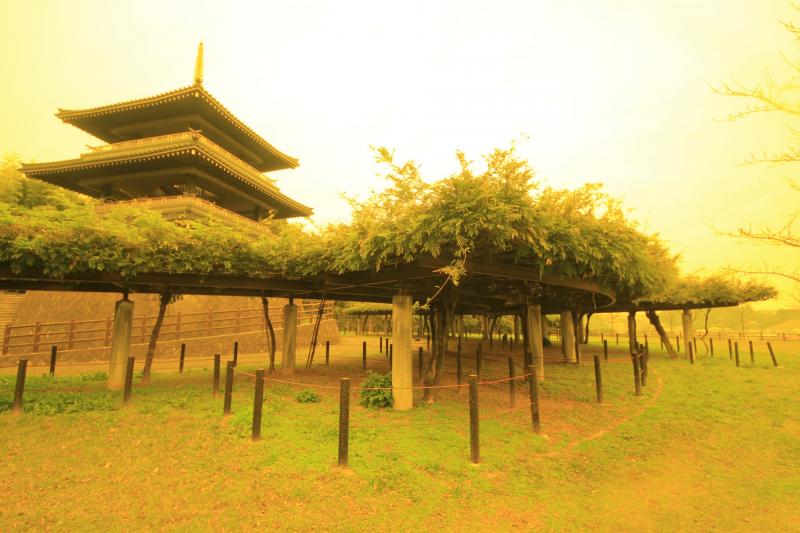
[95,195,271,234]
[86,131,279,192]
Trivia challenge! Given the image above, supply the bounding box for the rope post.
[49,345,57,376]
[468,374,480,464]
[508,357,516,407]
[603,339,608,361]
[734,342,740,367]
[688,342,694,365]
[213,353,221,396]
[179,343,186,373]
[593,355,603,404]
[252,369,265,441]
[767,342,778,367]
[362,341,367,371]
[338,378,350,467]
[526,365,541,434]
[233,341,239,367]
[728,338,732,359]
[12,359,28,413]
[418,347,423,379]
[709,337,714,356]
[123,357,134,404]
[223,361,234,415]
[631,351,641,396]
[749,340,754,364]
[325,341,330,366]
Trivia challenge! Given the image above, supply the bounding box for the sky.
[0,0,798,308]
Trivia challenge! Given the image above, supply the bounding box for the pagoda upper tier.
[55,84,298,172]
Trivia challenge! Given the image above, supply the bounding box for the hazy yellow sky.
[1,0,798,308]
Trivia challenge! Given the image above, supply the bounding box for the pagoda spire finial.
[193,41,204,86]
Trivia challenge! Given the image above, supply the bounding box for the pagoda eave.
[21,143,312,219]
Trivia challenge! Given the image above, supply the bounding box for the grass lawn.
[0,338,798,532]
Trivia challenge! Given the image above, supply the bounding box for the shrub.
[296,390,321,403]
[359,371,393,409]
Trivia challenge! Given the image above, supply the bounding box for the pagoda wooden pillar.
[392,294,413,411]
[282,303,297,375]
[108,297,134,390]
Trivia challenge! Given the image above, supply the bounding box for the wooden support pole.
[468,374,480,464]
[123,357,134,404]
[728,338,733,359]
[362,341,367,370]
[688,342,694,365]
[767,342,778,367]
[632,351,641,396]
[676,335,681,353]
[616,332,619,345]
[233,341,239,367]
[12,359,27,413]
[749,340,754,364]
[325,341,330,366]
[179,343,186,373]
[508,357,516,407]
[49,345,57,376]
[527,365,541,433]
[223,361,234,415]
[603,339,608,361]
[213,353,221,396]
[338,378,350,467]
[593,354,604,404]
[734,342,740,367]
[418,347,423,378]
[709,337,714,356]
[456,345,463,385]
[380,336,383,353]
[476,343,482,376]
[252,369,265,441]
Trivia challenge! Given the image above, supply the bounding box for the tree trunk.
[627,311,637,354]
[644,308,677,358]
[572,308,582,363]
[583,313,593,344]
[260,292,276,371]
[423,294,454,403]
[142,291,171,383]
[488,315,499,349]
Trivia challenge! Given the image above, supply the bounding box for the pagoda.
[22,43,312,227]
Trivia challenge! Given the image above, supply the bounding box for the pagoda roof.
[21,132,312,219]
[55,85,299,172]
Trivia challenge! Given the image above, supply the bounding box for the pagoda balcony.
[95,195,271,234]
[83,131,280,193]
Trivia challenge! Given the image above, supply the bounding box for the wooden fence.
[2,301,334,355]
